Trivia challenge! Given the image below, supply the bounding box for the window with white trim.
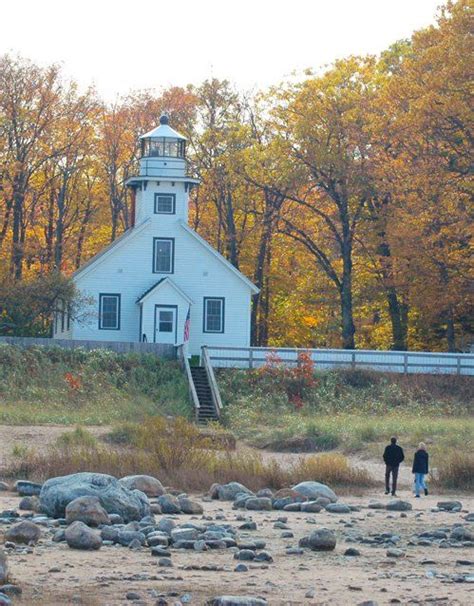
[203,297,225,333]
[153,238,174,273]
[154,193,175,214]
[99,294,121,330]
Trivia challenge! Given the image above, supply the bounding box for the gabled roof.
[73,219,151,280]
[180,222,259,294]
[136,277,193,305]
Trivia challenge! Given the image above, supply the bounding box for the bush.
[435,452,474,490]
[56,427,98,448]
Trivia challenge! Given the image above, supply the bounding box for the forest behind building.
[0,0,472,351]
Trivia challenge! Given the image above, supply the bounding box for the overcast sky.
[2,0,442,100]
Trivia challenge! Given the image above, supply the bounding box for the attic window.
[154,193,175,214]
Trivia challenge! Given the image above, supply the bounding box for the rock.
[256,489,273,498]
[239,521,257,531]
[217,482,253,501]
[438,501,462,512]
[15,480,42,496]
[0,593,11,606]
[244,497,272,511]
[368,501,386,510]
[118,531,146,547]
[171,528,199,542]
[386,500,412,512]
[344,547,361,556]
[119,475,165,497]
[301,528,336,551]
[65,496,111,526]
[0,550,8,584]
[292,481,337,503]
[283,503,301,512]
[386,548,405,558]
[208,597,267,606]
[100,526,119,542]
[126,591,141,601]
[158,557,173,567]
[325,503,351,514]
[178,497,203,515]
[5,521,41,545]
[300,501,322,513]
[151,546,171,557]
[65,521,102,550]
[255,550,273,562]
[39,472,150,522]
[0,586,21,597]
[18,496,39,511]
[234,549,256,561]
[0,483,9,492]
[450,527,474,542]
[157,494,182,514]
[235,563,248,572]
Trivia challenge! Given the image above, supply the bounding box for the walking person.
[412,442,429,497]
[383,436,405,496]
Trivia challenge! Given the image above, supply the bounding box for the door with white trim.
[154,305,177,344]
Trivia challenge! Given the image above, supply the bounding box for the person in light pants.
[412,442,429,497]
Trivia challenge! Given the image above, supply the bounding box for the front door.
[154,305,177,344]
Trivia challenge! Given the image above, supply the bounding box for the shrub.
[56,427,98,448]
[435,452,474,490]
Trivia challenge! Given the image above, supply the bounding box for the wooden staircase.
[190,366,219,423]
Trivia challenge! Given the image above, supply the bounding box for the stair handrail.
[201,346,223,416]
[177,344,200,420]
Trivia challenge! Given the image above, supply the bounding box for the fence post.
[404,353,408,375]
[249,349,253,370]
[457,356,461,376]
[351,351,356,370]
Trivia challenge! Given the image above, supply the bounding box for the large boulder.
[217,482,253,501]
[65,496,111,526]
[39,472,150,522]
[157,494,182,514]
[0,550,7,584]
[119,475,165,497]
[5,521,41,545]
[300,528,336,551]
[65,521,102,550]
[292,481,337,503]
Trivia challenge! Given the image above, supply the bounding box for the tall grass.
[2,418,373,491]
[0,345,189,424]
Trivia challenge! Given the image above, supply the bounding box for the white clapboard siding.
[65,216,253,356]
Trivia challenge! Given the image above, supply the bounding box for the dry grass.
[434,452,474,491]
[1,417,374,492]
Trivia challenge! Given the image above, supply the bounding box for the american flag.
[183,306,191,342]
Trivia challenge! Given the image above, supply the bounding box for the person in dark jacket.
[383,436,405,496]
[412,442,429,497]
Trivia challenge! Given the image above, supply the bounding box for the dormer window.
[154,193,176,214]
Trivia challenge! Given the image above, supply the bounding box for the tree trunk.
[446,307,456,352]
[10,173,26,279]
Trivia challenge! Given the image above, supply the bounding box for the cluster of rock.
[209,481,347,514]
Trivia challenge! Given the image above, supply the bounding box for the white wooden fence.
[203,346,474,376]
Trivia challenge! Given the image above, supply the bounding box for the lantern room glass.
[141,137,185,159]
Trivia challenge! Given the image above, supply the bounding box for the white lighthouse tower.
[126,114,199,225]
